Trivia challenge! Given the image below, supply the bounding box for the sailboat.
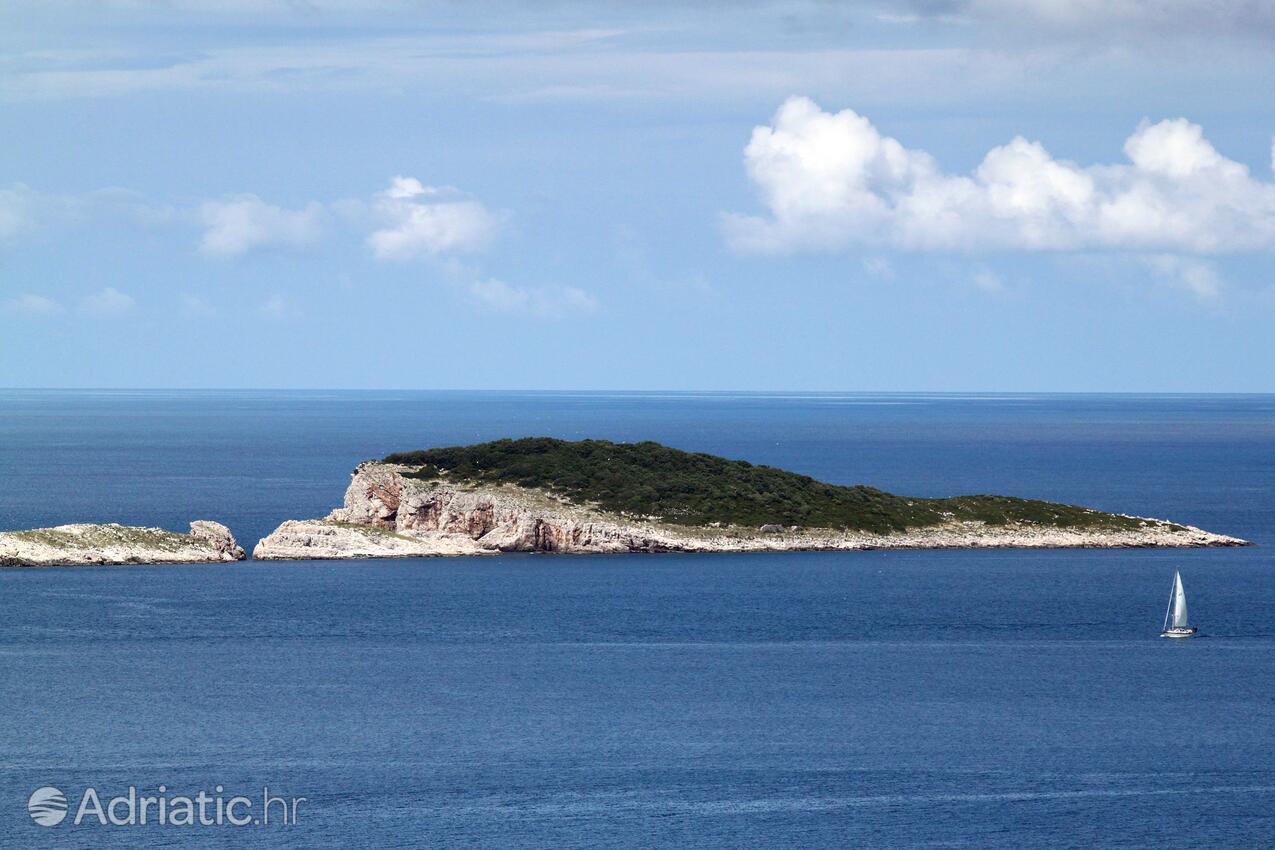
[1161,570,1198,639]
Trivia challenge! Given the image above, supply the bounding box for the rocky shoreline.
[0,463,1250,566]
[251,462,1250,560]
[0,521,246,567]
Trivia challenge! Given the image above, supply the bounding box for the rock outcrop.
[252,463,1249,560]
[0,521,247,567]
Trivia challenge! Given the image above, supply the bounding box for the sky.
[2,0,1275,391]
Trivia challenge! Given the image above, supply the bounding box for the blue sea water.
[0,390,1273,848]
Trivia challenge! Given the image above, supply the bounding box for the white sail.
[1171,571,1190,629]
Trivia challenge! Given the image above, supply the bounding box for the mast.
[1163,574,1175,631]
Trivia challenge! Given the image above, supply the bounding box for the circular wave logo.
[28,786,68,827]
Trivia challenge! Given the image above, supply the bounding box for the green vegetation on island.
[385,438,1157,535]
[7,524,193,552]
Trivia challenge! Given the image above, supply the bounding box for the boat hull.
[1161,627,1198,639]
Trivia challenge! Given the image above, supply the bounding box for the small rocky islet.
[1,438,1250,566]
[0,520,245,567]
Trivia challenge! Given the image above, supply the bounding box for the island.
[0,521,246,567]
[253,438,1247,559]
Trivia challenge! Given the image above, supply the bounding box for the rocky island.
[253,438,1247,559]
[0,521,246,567]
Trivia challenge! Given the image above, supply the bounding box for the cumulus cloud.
[2,293,63,316]
[468,278,598,318]
[5,178,497,263]
[79,287,135,317]
[725,97,1275,256]
[367,177,502,261]
[198,195,324,257]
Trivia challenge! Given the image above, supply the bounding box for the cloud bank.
[725,97,1275,257]
[894,0,1275,40]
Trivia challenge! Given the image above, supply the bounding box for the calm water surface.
[0,391,1272,847]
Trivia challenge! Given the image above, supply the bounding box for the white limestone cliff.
[252,462,1248,560]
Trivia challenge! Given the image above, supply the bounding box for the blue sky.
[2,1,1275,390]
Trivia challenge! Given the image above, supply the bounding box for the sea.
[0,390,1272,848]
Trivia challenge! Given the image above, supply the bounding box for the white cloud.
[368,176,503,261]
[382,176,433,200]
[0,185,177,249]
[1,29,1030,112]
[198,195,324,257]
[3,178,506,282]
[0,184,83,242]
[1143,255,1222,299]
[896,0,1275,40]
[367,177,502,261]
[726,97,1275,257]
[79,287,135,317]
[2,293,63,316]
[468,279,598,318]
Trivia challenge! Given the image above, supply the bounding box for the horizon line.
[3,387,1274,396]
